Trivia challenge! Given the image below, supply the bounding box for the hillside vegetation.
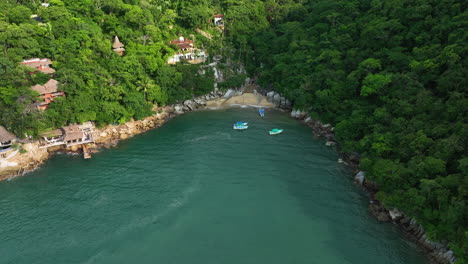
[0,0,466,262]
[244,0,467,261]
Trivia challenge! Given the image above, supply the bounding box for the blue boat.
[233,121,248,130]
[235,122,248,126]
[259,108,265,117]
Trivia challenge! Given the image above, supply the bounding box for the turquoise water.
[0,108,427,264]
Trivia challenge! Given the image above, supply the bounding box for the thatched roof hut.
[0,126,16,143]
[112,36,125,55]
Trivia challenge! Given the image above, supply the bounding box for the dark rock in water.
[399,216,411,225]
[369,202,391,222]
[347,152,360,163]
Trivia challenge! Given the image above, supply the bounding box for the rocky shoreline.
[306,117,455,264]
[0,86,457,263]
[0,90,227,182]
[268,97,457,264]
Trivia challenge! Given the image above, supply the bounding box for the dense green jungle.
[0,0,466,262]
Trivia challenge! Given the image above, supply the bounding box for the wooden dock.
[82,144,91,159]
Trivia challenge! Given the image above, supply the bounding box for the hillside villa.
[30,79,65,110]
[20,58,55,75]
[168,36,207,64]
[214,14,224,26]
[40,122,95,149]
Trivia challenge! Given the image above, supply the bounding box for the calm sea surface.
[0,108,427,264]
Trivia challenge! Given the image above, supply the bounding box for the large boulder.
[223,89,236,98]
[290,109,298,118]
[174,104,184,114]
[183,100,197,111]
[272,93,281,106]
[388,208,403,221]
[266,91,275,98]
[278,96,286,108]
[194,98,206,106]
[369,202,391,222]
[291,109,307,119]
[354,171,366,185]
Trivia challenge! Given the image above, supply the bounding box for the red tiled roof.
[20,58,52,68]
[20,58,55,74]
[170,39,194,50]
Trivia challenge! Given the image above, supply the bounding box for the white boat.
[233,125,248,130]
[268,129,283,135]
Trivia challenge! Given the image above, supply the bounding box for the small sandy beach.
[205,92,274,108]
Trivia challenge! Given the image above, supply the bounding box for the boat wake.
[185,132,232,143]
[185,135,210,142]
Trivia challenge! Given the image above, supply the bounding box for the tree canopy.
[0,0,466,261]
[245,0,467,261]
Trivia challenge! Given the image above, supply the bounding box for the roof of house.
[214,14,224,18]
[63,125,84,142]
[112,36,125,49]
[39,67,56,74]
[0,126,16,142]
[170,39,194,50]
[31,79,59,95]
[20,58,52,68]
[41,129,64,138]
